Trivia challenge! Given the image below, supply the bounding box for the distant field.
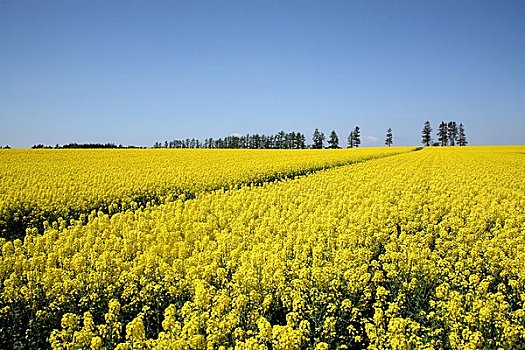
[1,146,524,349]
[0,147,412,240]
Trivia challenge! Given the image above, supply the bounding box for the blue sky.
[1,0,524,147]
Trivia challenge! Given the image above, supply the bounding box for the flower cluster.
[0,146,524,349]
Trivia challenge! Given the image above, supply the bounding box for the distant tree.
[61,142,119,149]
[353,126,361,147]
[385,127,393,147]
[437,121,448,146]
[458,123,468,146]
[347,131,354,148]
[422,121,432,146]
[447,121,458,146]
[312,128,325,149]
[276,131,286,148]
[327,130,340,149]
[297,132,306,149]
[284,131,297,149]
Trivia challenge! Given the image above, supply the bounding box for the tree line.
[156,122,466,149]
[154,131,308,149]
[31,143,146,149]
[154,126,386,149]
[26,122,467,150]
[421,121,467,147]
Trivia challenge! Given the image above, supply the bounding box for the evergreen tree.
[297,132,306,149]
[347,131,354,148]
[252,134,260,148]
[327,130,339,149]
[312,128,325,149]
[458,123,468,146]
[276,131,286,148]
[385,127,393,147]
[448,121,458,146]
[437,121,448,146]
[268,135,275,148]
[422,121,432,146]
[284,131,293,149]
[353,126,361,147]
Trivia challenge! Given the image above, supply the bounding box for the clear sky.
[1,0,524,148]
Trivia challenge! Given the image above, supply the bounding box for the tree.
[297,133,306,149]
[312,128,325,149]
[327,130,340,149]
[275,131,286,148]
[447,121,458,146]
[458,123,468,146]
[287,132,296,149]
[347,131,355,148]
[385,128,393,147]
[422,121,432,146]
[437,121,448,146]
[353,126,361,147]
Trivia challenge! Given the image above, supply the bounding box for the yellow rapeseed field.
[0,146,524,349]
[0,147,411,239]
